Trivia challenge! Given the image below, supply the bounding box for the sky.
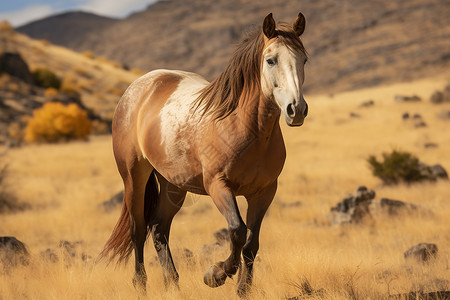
[0,0,158,27]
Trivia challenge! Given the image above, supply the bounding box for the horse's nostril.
[304,103,308,117]
[287,103,295,117]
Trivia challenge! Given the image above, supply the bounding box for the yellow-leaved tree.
[25,102,91,143]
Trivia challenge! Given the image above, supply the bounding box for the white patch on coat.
[159,73,209,181]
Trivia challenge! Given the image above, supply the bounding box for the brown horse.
[100,12,308,296]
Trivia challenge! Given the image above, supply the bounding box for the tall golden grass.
[1,76,449,299]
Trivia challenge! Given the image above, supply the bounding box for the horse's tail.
[98,170,159,264]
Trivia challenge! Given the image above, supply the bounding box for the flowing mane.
[193,24,308,121]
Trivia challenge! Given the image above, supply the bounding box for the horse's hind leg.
[117,155,153,293]
[237,181,277,296]
[203,180,247,288]
[149,173,186,287]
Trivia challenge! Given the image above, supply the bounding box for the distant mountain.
[16,0,450,94]
[17,11,118,50]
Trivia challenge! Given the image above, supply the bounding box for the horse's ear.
[293,12,306,36]
[263,13,276,39]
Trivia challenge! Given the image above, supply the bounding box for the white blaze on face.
[261,40,307,125]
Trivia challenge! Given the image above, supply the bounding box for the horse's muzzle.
[285,101,308,127]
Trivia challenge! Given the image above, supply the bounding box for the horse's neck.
[237,92,281,139]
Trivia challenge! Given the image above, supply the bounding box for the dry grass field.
[1,74,450,299]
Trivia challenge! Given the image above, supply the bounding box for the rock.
[379,198,417,215]
[404,243,438,262]
[349,112,360,118]
[359,99,374,107]
[418,163,449,181]
[181,248,195,265]
[59,240,81,258]
[424,143,438,149]
[0,236,30,267]
[213,228,229,245]
[430,91,444,104]
[99,190,123,212]
[279,201,302,208]
[414,121,427,128]
[402,112,410,120]
[40,248,59,263]
[430,86,450,104]
[437,110,450,120]
[429,164,448,179]
[330,186,375,225]
[412,113,422,119]
[395,95,422,102]
[0,52,34,84]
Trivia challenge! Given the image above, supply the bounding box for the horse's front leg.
[203,179,247,288]
[237,181,277,297]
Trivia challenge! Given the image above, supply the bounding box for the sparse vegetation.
[32,68,61,89]
[24,102,91,143]
[0,153,21,213]
[368,150,426,185]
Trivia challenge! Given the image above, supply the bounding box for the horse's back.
[114,69,206,131]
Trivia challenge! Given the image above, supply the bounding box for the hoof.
[203,263,228,287]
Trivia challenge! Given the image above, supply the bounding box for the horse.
[99,12,308,296]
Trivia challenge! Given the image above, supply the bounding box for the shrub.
[368,150,426,185]
[25,102,91,143]
[32,68,61,89]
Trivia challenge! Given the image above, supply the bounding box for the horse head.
[261,12,308,126]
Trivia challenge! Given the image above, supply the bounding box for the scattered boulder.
[0,52,34,84]
[404,243,438,263]
[59,240,81,258]
[437,110,450,120]
[402,112,427,127]
[279,201,302,208]
[424,143,438,149]
[359,99,374,108]
[430,85,450,104]
[99,190,123,212]
[430,91,445,104]
[349,112,361,118]
[379,198,417,215]
[41,240,90,265]
[0,236,30,267]
[330,186,375,225]
[418,163,448,181]
[414,121,427,128]
[395,95,422,102]
[40,248,59,263]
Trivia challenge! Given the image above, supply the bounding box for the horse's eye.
[266,58,277,66]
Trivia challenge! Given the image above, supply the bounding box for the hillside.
[16,12,118,50]
[0,24,140,144]
[16,0,450,94]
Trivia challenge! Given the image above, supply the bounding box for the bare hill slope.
[16,0,450,94]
